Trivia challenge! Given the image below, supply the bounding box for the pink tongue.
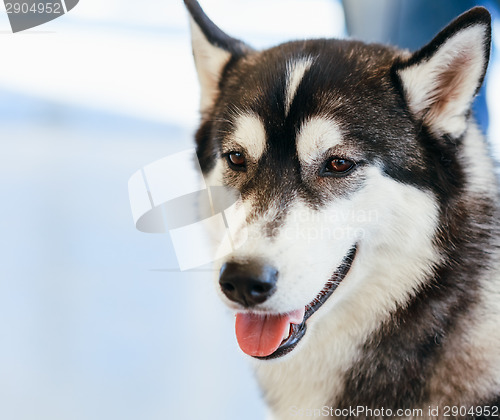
[235,308,305,357]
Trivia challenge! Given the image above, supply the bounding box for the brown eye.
[227,151,247,171]
[321,157,356,176]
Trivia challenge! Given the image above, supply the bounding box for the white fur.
[296,117,344,164]
[398,25,487,138]
[285,57,314,116]
[460,121,498,195]
[210,162,440,320]
[248,167,441,418]
[227,113,267,162]
[209,159,441,384]
[189,17,231,115]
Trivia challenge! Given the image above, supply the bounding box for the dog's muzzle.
[218,246,358,359]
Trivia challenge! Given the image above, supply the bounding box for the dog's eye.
[226,151,247,171]
[321,157,356,176]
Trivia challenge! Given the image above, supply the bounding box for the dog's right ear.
[184,0,252,116]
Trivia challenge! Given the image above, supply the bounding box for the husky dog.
[183,1,500,417]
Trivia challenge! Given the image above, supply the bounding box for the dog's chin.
[236,245,358,361]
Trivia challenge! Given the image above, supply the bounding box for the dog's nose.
[219,261,278,307]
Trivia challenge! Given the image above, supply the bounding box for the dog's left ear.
[184,0,252,117]
[394,7,491,139]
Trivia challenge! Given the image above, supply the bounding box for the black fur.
[183,0,250,56]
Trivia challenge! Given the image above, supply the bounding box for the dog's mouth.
[234,245,357,360]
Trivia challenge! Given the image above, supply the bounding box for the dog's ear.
[184,0,252,116]
[394,7,491,139]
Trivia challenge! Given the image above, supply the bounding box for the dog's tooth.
[282,324,291,341]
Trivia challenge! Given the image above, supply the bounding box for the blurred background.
[0,1,498,419]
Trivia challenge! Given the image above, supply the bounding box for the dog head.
[184,0,491,360]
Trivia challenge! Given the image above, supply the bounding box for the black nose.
[219,261,278,307]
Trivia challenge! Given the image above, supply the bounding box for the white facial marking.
[285,57,314,116]
[231,113,267,161]
[296,117,344,164]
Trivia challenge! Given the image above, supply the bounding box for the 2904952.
[443,406,499,417]
[5,2,62,14]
